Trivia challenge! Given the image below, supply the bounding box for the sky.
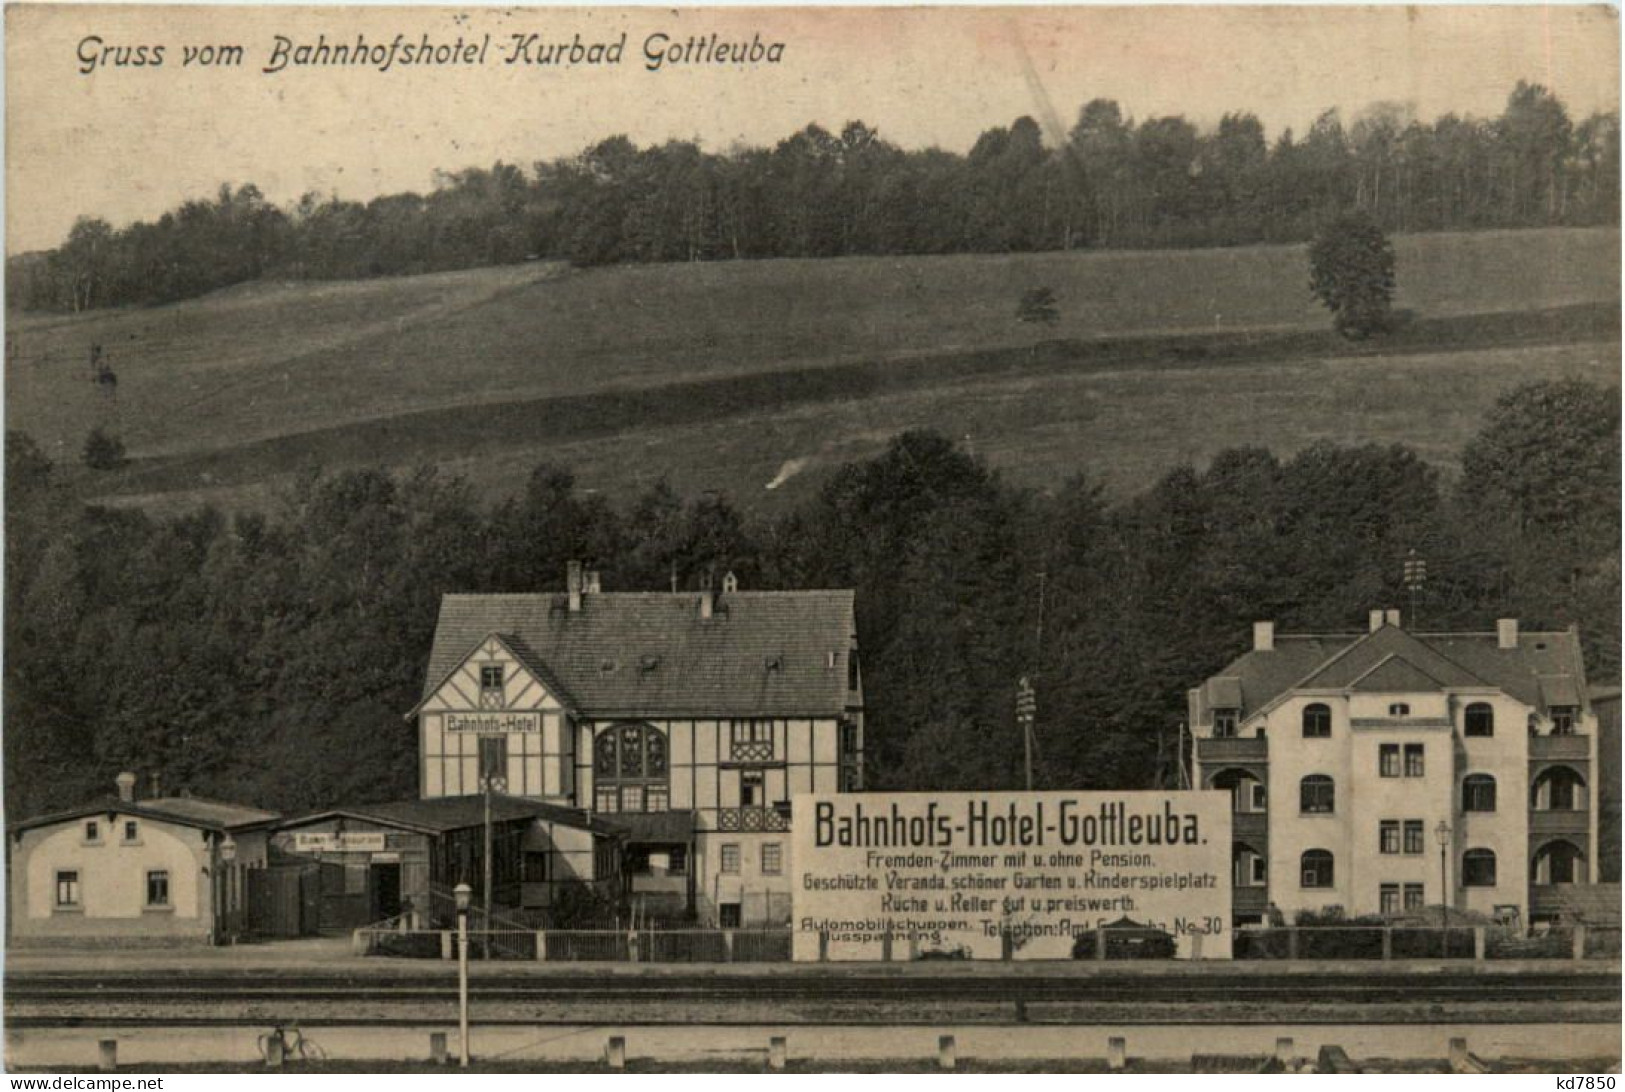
[6,4,1620,254]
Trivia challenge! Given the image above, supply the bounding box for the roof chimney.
[1498,618,1519,650]
[1385,608,1401,629]
[722,571,739,594]
[115,771,136,803]
[1253,621,1275,652]
[567,560,583,612]
[1369,609,1386,633]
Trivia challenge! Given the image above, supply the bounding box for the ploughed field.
[7,227,1618,515]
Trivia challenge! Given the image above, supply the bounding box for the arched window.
[1300,774,1335,815]
[1302,703,1332,738]
[1532,766,1586,811]
[1300,849,1334,888]
[1534,840,1585,885]
[1210,768,1266,814]
[1464,703,1494,737]
[1462,849,1497,887]
[1462,774,1497,813]
[593,723,669,814]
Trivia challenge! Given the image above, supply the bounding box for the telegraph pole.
[1404,549,1427,629]
[1016,676,1037,791]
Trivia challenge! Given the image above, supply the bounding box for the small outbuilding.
[270,794,623,932]
[8,772,276,947]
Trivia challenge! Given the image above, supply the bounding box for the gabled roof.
[279,795,621,837]
[417,591,858,718]
[1203,623,1589,720]
[409,630,581,718]
[1347,654,1452,693]
[13,795,279,835]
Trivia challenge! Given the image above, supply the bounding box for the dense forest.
[5,379,1618,821]
[8,81,1618,312]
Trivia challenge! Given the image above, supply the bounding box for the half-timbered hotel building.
[409,564,863,926]
[1189,611,1600,929]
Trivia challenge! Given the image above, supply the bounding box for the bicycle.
[258,1023,327,1063]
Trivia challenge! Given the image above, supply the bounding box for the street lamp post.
[454,882,472,1068]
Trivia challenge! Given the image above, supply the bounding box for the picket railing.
[354,927,795,963]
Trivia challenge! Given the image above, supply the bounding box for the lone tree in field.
[1016,286,1060,327]
[1308,213,1396,339]
[82,427,126,471]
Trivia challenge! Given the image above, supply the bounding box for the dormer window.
[1213,710,1239,738]
[1551,707,1576,735]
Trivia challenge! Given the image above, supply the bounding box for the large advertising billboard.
[792,790,1232,961]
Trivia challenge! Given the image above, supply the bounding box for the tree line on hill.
[8,81,1618,312]
[4,379,1617,822]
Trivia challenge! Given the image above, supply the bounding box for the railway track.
[8,969,1618,1005]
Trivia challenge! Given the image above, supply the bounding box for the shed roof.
[418,591,858,718]
[279,795,620,837]
[13,795,278,835]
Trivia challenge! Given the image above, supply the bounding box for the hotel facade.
[1189,612,1599,928]
[410,564,863,926]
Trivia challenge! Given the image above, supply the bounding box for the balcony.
[1233,812,1269,844]
[1233,886,1269,915]
[1196,737,1268,763]
[1530,810,1589,837]
[716,806,791,833]
[729,739,776,764]
[1530,735,1590,762]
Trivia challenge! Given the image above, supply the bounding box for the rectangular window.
[84,821,100,843]
[146,870,170,907]
[1251,855,1267,886]
[1403,820,1425,855]
[1250,782,1268,813]
[1551,708,1576,735]
[669,846,688,876]
[645,786,669,813]
[1379,821,1400,855]
[55,870,80,907]
[480,664,504,692]
[478,736,507,787]
[1388,702,1411,717]
[123,820,139,842]
[1403,883,1425,910]
[1379,744,1400,778]
[720,844,741,874]
[595,785,619,814]
[1213,711,1238,738]
[620,785,645,813]
[761,843,783,875]
[732,721,772,744]
[1404,744,1425,778]
[523,851,550,884]
[1380,883,1400,915]
[741,770,764,807]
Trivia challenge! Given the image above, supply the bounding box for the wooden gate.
[247,866,314,938]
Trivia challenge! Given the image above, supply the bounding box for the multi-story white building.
[409,563,863,926]
[1189,611,1598,929]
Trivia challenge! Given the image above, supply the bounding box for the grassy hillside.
[7,227,1619,514]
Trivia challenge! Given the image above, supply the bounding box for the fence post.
[769,1036,787,1071]
[1190,932,1204,961]
[1287,927,1299,960]
[818,930,829,962]
[1095,926,1107,962]
[1573,925,1588,960]
[627,931,640,963]
[1472,926,1486,961]
[882,931,893,962]
[441,930,453,960]
[1108,1036,1127,1071]
[1381,927,1392,961]
[606,1035,626,1070]
[534,930,547,962]
[97,1040,118,1073]
[352,929,369,956]
[937,1034,956,1071]
[1275,1037,1294,1067]
[430,1031,448,1066]
[1448,1037,1468,1068]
